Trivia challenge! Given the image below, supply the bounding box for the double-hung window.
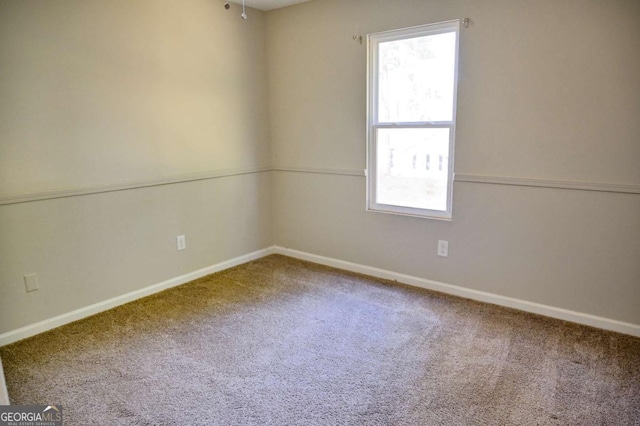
[367,20,460,220]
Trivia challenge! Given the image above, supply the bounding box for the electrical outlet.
[437,240,449,257]
[176,235,186,251]
[24,273,39,292]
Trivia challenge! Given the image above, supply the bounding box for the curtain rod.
[352,17,470,44]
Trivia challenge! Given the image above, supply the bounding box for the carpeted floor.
[1,255,639,425]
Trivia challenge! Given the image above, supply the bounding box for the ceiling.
[228,0,311,11]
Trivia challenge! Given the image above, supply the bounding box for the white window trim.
[366,20,461,221]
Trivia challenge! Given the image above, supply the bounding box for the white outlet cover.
[177,235,187,251]
[24,273,40,292]
[437,240,449,257]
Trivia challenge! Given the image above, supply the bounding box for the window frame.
[366,20,461,220]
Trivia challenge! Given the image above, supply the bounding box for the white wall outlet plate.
[177,235,187,251]
[24,273,40,292]
[437,240,449,257]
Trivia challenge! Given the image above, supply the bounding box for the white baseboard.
[272,246,640,338]
[0,247,276,347]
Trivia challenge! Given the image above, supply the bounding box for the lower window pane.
[376,128,450,211]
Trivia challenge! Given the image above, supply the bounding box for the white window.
[366,20,460,220]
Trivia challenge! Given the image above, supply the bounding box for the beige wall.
[268,0,640,324]
[0,175,273,334]
[0,0,272,334]
[0,0,270,197]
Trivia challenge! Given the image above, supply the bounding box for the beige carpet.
[1,255,639,425]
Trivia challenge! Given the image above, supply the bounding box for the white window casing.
[366,20,461,220]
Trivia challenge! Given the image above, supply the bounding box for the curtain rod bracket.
[462,18,470,28]
[353,35,363,44]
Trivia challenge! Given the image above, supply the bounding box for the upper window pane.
[378,31,457,123]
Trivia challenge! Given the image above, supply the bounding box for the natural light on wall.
[367,20,460,220]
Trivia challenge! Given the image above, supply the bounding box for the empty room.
[0,0,639,424]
